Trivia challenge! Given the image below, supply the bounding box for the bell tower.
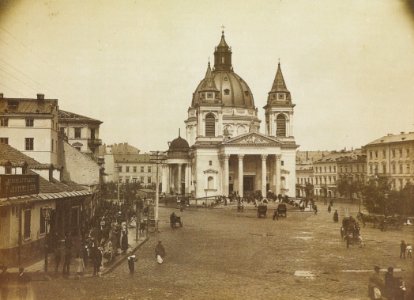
[264,62,295,140]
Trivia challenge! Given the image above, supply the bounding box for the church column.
[177,163,182,194]
[161,165,167,193]
[275,154,281,196]
[223,154,230,197]
[238,154,244,198]
[185,163,190,194]
[261,154,267,198]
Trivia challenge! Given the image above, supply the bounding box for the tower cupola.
[214,31,232,71]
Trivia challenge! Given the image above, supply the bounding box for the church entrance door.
[243,176,254,193]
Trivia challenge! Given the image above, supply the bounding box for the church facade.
[161,32,298,200]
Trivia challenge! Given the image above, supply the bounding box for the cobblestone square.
[32,202,414,300]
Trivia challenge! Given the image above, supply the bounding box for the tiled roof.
[0,98,57,115]
[108,143,140,155]
[0,144,50,168]
[366,132,414,146]
[59,109,102,124]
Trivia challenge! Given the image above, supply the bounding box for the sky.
[0,0,413,153]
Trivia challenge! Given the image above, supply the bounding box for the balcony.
[88,138,102,149]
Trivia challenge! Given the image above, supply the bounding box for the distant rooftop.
[114,153,152,164]
[0,94,57,115]
[366,132,414,146]
[59,109,102,124]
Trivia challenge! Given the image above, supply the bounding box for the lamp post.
[42,205,52,273]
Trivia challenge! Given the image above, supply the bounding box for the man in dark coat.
[62,233,72,276]
[155,241,166,260]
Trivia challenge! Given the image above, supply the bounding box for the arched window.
[207,176,214,189]
[205,113,215,137]
[276,114,286,137]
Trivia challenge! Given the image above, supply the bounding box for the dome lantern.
[214,31,232,72]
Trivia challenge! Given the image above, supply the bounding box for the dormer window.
[207,92,213,99]
[244,91,249,96]
[224,89,230,95]
[278,93,284,100]
[7,100,18,110]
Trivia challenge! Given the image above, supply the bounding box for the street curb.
[101,237,149,276]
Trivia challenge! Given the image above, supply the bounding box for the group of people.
[400,240,413,259]
[368,266,412,300]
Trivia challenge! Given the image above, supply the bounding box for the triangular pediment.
[222,132,282,146]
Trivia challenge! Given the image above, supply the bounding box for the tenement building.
[364,132,414,190]
[162,32,298,199]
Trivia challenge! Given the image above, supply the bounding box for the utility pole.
[150,151,166,230]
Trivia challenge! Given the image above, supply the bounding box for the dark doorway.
[229,184,234,194]
[243,176,254,193]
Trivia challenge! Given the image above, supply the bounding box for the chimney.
[37,93,45,100]
[400,132,405,135]
[0,93,3,99]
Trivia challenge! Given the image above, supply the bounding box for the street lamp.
[42,205,52,273]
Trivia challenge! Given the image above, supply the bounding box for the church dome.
[168,136,190,151]
[191,71,255,109]
[191,32,255,109]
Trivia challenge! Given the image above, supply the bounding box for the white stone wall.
[2,117,58,165]
[281,149,297,197]
[194,148,221,198]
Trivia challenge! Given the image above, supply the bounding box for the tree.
[361,177,390,215]
[337,178,362,202]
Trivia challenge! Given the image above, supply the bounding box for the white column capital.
[275,154,282,161]
[261,154,268,161]
[238,154,245,160]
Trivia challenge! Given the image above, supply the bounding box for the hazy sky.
[1,0,413,152]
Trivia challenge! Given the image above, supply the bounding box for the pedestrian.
[400,240,407,259]
[54,239,63,274]
[121,229,128,253]
[328,204,331,213]
[155,241,166,264]
[333,210,339,223]
[62,233,72,276]
[92,245,102,276]
[75,252,85,278]
[384,267,395,299]
[273,208,279,221]
[368,266,383,300]
[127,255,137,274]
[313,204,318,215]
[16,267,30,300]
[406,243,412,259]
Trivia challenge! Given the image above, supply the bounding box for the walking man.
[400,240,407,259]
[155,241,166,264]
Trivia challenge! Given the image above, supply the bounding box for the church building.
[161,32,298,200]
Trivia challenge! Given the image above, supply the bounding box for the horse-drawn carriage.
[170,212,183,228]
[357,212,404,231]
[380,215,404,231]
[272,203,287,220]
[341,216,363,248]
[257,204,267,218]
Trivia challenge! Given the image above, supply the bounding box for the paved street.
[31,202,413,300]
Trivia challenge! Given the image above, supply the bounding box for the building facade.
[0,144,91,266]
[58,110,102,158]
[101,143,158,186]
[364,132,414,190]
[162,32,298,200]
[0,93,59,166]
